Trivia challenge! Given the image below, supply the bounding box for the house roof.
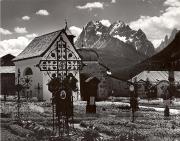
[0,54,15,66]
[140,31,180,70]
[0,54,15,60]
[85,76,100,83]
[13,30,63,61]
[132,71,180,82]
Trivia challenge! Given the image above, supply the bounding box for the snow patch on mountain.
[100,20,111,27]
[96,31,102,35]
[128,38,133,42]
[113,35,127,42]
[110,21,125,35]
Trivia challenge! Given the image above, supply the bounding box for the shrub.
[80,121,88,128]
[140,107,156,112]
[9,124,34,137]
[117,105,131,110]
[82,128,100,141]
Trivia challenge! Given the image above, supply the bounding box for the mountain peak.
[86,20,95,27]
[137,29,143,33]
[114,20,125,25]
[156,28,179,52]
[135,29,146,39]
[75,20,155,57]
[108,20,127,35]
[112,20,126,28]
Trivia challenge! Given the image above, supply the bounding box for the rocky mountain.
[76,20,155,56]
[75,20,155,73]
[156,28,178,52]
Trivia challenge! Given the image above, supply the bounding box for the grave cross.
[36,35,84,136]
[35,83,42,101]
[36,36,83,79]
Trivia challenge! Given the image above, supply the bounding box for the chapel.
[13,28,82,101]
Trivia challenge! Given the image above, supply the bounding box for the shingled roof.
[13,30,63,61]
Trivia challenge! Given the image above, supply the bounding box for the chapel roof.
[131,71,180,82]
[13,30,63,61]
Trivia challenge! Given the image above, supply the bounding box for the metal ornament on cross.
[37,36,83,80]
[129,85,135,92]
[15,68,23,122]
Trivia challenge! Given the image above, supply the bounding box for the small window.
[24,67,33,76]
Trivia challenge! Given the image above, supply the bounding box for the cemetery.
[1,97,180,141]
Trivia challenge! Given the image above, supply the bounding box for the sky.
[0,0,180,57]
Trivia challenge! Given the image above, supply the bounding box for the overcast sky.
[0,0,180,57]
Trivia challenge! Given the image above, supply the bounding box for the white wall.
[14,57,43,100]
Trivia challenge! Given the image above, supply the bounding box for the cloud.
[0,28,12,35]
[69,26,82,41]
[0,37,30,57]
[14,27,28,34]
[36,9,49,16]
[22,16,30,21]
[129,0,180,48]
[76,2,104,10]
[25,33,38,38]
[100,19,111,27]
[111,0,116,3]
[141,0,152,4]
[164,0,180,7]
[0,33,37,57]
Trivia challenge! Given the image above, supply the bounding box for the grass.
[1,99,180,141]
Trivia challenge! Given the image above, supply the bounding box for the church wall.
[14,57,43,100]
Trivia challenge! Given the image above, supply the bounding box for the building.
[78,48,111,100]
[131,71,180,97]
[0,54,16,96]
[126,31,180,98]
[78,48,129,99]
[13,29,82,101]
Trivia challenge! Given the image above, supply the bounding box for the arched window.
[23,67,33,76]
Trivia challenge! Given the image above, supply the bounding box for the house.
[13,29,82,101]
[131,71,180,97]
[0,54,15,96]
[125,31,180,98]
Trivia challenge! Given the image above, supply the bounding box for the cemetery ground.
[1,97,180,141]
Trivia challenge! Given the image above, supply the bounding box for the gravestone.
[85,77,100,113]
